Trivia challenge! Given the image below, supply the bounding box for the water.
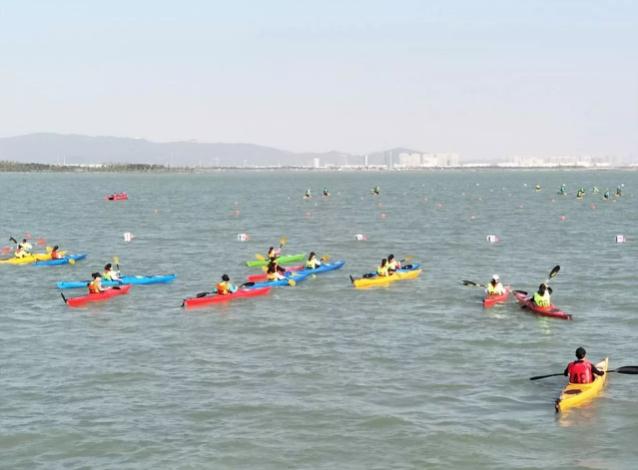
[1,170,636,469]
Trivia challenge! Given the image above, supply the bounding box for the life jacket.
[387,260,400,271]
[487,282,504,295]
[533,291,551,307]
[567,360,594,384]
[266,271,280,281]
[102,270,113,281]
[377,265,389,277]
[267,249,277,260]
[305,257,320,269]
[14,248,26,258]
[88,279,101,294]
[217,281,231,295]
[50,250,62,260]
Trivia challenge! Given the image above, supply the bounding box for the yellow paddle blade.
[320,255,331,262]
[279,236,288,247]
[68,258,76,265]
[46,246,53,253]
[113,256,120,265]
[261,265,268,272]
[288,279,296,287]
[255,253,265,261]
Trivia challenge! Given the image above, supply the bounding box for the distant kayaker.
[322,187,330,197]
[616,185,622,197]
[266,263,286,281]
[387,254,401,273]
[305,252,322,269]
[267,246,280,261]
[216,274,237,295]
[88,272,104,294]
[376,258,389,277]
[304,188,312,199]
[14,238,32,257]
[564,347,605,384]
[532,283,552,307]
[102,263,120,281]
[371,186,381,196]
[535,184,541,191]
[487,274,505,296]
[50,245,63,260]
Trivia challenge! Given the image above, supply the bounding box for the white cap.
[492,274,500,281]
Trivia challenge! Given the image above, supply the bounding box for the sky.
[1,0,636,160]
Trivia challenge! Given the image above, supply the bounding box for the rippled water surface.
[1,170,637,469]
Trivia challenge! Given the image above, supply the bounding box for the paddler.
[14,238,33,258]
[376,258,389,277]
[603,190,610,200]
[486,274,505,296]
[102,263,120,281]
[267,246,280,261]
[266,263,286,281]
[304,188,312,199]
[322,187,330,197]
[616,185,623,197]
[88,272,104,294]
[371,185,381,196]
[387,254,401,273]
[532,283,552,307]
[305,252,322,269]
[216,274,237,295]
[563,347,605,384]
[50,245,63,260]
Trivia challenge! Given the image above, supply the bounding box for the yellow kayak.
[0,251,65,265]
[555,358,608,413]
[351,266,422,288]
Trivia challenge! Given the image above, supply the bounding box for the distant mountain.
[0,133,424,167]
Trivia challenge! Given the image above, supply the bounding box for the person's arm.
[591,364,605,376]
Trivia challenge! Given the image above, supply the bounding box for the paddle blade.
[279,236,288,247]
[321,255,331,262]
[195,292,210,298]
[68,258,76,265]
[529,372,564,381]
[462,280,480,287]
[241,282,255,288]
[548,265,560,279]
[613,366,638,374]
[60,292,68,303]
[255,253,265,261]
[113,256,120,265]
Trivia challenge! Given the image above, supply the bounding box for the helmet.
[492,274,500,281]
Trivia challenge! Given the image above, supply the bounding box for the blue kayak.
[250,271,311,289]
[56,273,176,290]
[295,260,345,277]
[34,253,87,266]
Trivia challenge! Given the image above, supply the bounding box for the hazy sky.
[1,0,636,160]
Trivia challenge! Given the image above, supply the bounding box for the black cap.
[576,347,586,359]
[92,272,101,278]
[222,274,230,281]
[105,263,112,270]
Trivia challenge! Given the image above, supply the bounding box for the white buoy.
[616,234,625,244]
[123,232,133,242]
[486,234,499,244]
[237,233,250,242]
[354,234,367,241]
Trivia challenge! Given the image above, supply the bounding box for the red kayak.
[105,192,128,201]
[513,291,572,320]
[483,287,510,309]
[62,285,131,308]
[246,265,304,282]
[182,287,271,309]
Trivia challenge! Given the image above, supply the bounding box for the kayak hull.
[250,271,311,289]
[57,273,176,290]
[246,253,306,268]
[555,358,608,413]
[248,261,345,281]
[483,288,510,308]
[352,264,422,288]
[35,253,87,266]
[64,285,131,308]
[513,291,572,320]
[0,251,67,265]
[183,287,271,308]
[106,193,128,201]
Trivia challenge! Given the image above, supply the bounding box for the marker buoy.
[354,234,367,241]
[560,215,566,221]
[123,232,134,242]
[486,234,499,244]
[616,235,626,244]
[237,233,250,242]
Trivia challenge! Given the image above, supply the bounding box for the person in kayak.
[376,258,389,277]
[603,190,610,200]
[304,188,312,199]
[266,263,286,281]
[216,274,238,295]
[387,254,401,273]
[487,274,506,296]
[616,185,623,197]
[102,263,120,281]
[532,283,552,307]
[88,272,104,294]
[14,238,33,258]
[305,252,322,269]
[371,186,381,196]
[267,246,281,261]
[322,187,330,197]
[564,347,605,384]
[50,245,63,260]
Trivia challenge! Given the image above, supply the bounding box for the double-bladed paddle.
[530,366,638,381]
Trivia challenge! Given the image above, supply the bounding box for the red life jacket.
[567,360,594,384]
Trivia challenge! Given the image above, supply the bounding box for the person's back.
[376,258,389,277]
[564,347,604,384]
[533,283,551,307]
[487,275,505,295]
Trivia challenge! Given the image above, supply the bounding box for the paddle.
[60,292,68,303]
[462,280,486,288]
[9,236,17,244]
[530,366,638,381]
[195,282,257,298]
[257,238,288,262]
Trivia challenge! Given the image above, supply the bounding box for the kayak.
[62,285,131,308]
[106,192,128,201]
[0,251,67,265]
[250,271,311,289]
[245,253,306,268]
[182,286,271,308]
[246,264,304,282]
[34,253,87,266]
[513,291,572,320]
[57,273,176,290]
[483,287,510,309]
[555,358,609,413]
[246,261,344,281]
[351,264,422,289]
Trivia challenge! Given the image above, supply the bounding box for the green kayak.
[245,253,306,267]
